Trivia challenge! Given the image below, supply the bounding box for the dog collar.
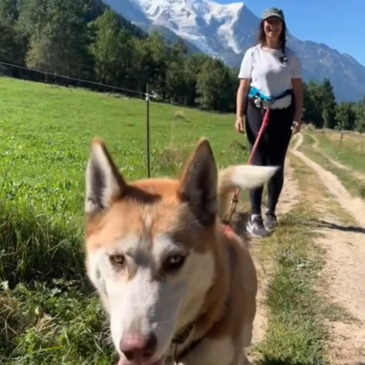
[170,319,206,363]
[171,323,202,364]
[171,323,194,345]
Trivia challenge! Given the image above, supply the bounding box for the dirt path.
[290,132,365,364]
[291,133,365,227]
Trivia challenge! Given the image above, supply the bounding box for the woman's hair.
[255,19,288,64]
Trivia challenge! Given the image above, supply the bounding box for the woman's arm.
[236,47,253,118]
[236,78,251,118]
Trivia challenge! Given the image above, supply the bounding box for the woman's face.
[263,16,283,40]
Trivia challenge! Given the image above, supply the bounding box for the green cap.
[261,7,285,22]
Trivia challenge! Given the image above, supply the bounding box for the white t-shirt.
[238,44,302,109]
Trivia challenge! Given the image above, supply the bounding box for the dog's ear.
[179,138,218,225]
[85,139,127,216]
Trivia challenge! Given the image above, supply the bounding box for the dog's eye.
[163,254,186,272]
[109,254,125,268]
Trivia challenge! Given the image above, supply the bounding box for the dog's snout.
[120,332,157,361]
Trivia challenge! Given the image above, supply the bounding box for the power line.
[0,60,149,98]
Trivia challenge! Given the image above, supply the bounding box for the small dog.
[83,137,277,365]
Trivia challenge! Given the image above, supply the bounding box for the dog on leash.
[83,137,277,365]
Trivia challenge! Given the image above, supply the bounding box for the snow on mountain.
[105,0,365,102]
[116,0,258,57]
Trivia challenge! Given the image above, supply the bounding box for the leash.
[222,88,292,231]
[222,106,271,231]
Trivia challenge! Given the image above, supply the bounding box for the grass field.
[1,76,362,365]
[0,76,250,364]
[300,131,365,199]
[311,130,365,174]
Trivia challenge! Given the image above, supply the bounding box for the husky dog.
[83,138,277,365]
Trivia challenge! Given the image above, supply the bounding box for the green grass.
[252,151,362,365]
[0,280,116,365]
[308,130,365,174]
[254,206,328,365]
[0,76,250,364]
[300,133,365,200]
[0,77,247,216]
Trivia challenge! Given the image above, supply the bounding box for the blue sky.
[216,0,365,67]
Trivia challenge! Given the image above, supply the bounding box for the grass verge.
[0,280,116,365]
[0,201,84,288]
[300,133,365,200]
[309,131,365,174]
[253,205,328,365]
[251,149,360,365]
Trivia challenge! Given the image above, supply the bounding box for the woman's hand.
[291,121,302,134]
[235,116,245,133]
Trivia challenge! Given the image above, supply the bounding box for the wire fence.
[0,60,231,112]
[0,60,151,98]
[0,60,158,177]
[0,60,237,177]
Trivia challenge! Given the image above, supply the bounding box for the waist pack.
[248,87,292,108]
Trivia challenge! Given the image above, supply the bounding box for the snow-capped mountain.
[105,0,365,102]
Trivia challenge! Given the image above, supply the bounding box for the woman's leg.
[264,106,294,229]
[244,101,270,237]
[245,101,269,215]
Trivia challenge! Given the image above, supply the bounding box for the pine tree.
[321,78,337,129]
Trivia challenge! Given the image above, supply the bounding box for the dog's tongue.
[118,358,164,365]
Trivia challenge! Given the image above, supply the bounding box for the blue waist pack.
[248,87,292,108]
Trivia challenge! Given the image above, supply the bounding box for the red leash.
[222,106,272,234]
[247,107,271,165]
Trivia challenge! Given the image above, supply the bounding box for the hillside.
[107,0,365,103]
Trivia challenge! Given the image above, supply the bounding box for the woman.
[235,7,303,238]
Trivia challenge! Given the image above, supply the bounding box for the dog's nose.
[120,332,157,362]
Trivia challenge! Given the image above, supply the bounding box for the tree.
[0,21,24,64]
[335,102,356,131]
[165,61,186,104]
[303,79,338,129]
[196,58,233,111]
[321,78,337,129]
[354,96,365,133]
[18,0,92,77]
[302,81,324,127]
[89,9,137,87]
[0,0,19,24]
[165,40,189,104]
[0,0,26,64]
[134,31,169,96]
[182,54,210,106]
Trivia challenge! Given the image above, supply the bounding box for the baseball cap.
[261,7,285,22]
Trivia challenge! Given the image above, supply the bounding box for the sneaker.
[246,214,270,238]
[264,209,278,232]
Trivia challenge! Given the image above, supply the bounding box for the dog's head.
[84,138,221,365]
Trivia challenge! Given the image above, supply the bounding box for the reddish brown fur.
[84,138,257,365]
